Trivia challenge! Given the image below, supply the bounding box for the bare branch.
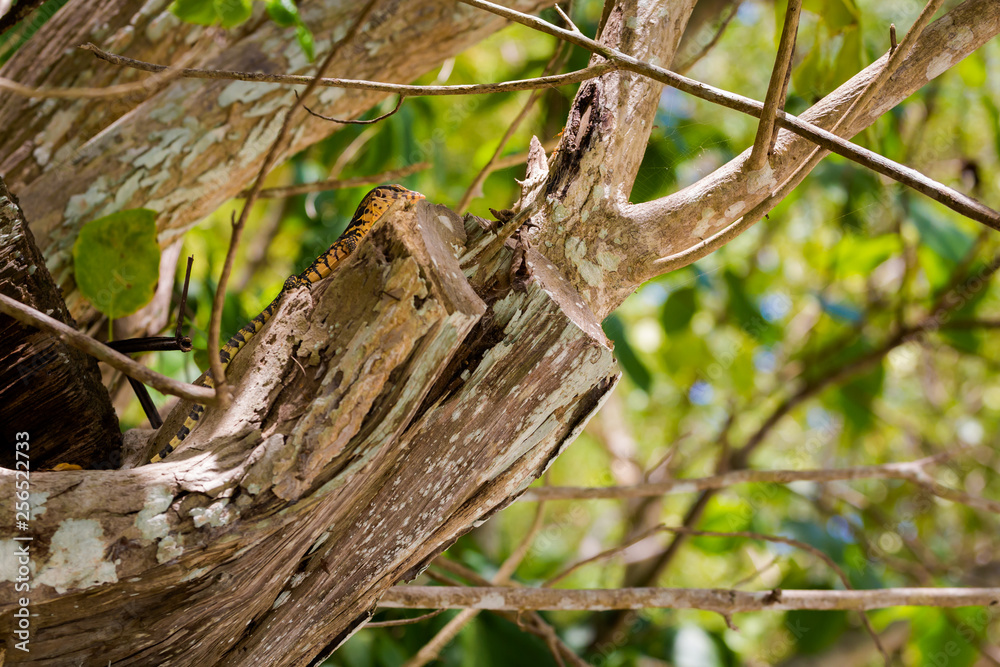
[0,293,216,405]
[366,609,447,628]
[747,0,801,170]
[519,454,963,501]
[381,585,1000,612]
[0,41,206,99]
[302,93,405,125]
[81,42,615,97]
[405,502,548,667]
[249,162,431,199]
[459,0,1000,232]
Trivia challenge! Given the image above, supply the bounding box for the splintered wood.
[0,201,619,666]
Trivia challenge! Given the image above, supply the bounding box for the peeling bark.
[0,176,121,470]
[0,203,618,665]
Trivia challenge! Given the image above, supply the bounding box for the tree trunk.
[1,201,617,665]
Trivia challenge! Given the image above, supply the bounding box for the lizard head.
[355,184,425,222]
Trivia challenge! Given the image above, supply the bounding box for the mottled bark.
[0,0,548,324]
[0,203,618,665]
[533,0,1000,316]
[0,176,121,470]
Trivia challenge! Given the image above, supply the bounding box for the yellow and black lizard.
[150,184,425,463]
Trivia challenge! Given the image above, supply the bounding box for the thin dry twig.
[380,585,1000,612]
[366,609,447,628]
[545,523,667,587]
[747,0,801,170]
[0,293,216,405]
[247,162,431,199]
[206,0,381,409]
[302,92,405,125]
[405,502,548,667]
[457,0,1000,231]
[518,453,997,513]
[82,42,615,97]
[456,42,569,213]
[1,42,204,99]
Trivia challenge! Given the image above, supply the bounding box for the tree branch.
[460,0,1000,233]
[747,0,801,170]
[380,585,1000,612]
[250,162,431,199]
[81,42,614,98]
[518,453,992,505]
[0,293,216,404]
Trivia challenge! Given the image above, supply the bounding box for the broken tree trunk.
[0,200,618,666]
[0,176,121,470]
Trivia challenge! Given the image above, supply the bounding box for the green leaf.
[73,209,160,320]
[786,609,849,654]
[265,0,299,26]
[831,234,900,278]
[295,23,315,61]
[804,0,859,32]
[169,0,218,25]
[913,608,982,667]
[832,26,864,90]
[723,270,779,344]
[214,0,252,28]
[660,286,697,333]
[603,314,652,392]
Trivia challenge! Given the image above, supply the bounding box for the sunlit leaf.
[73,209,160,320]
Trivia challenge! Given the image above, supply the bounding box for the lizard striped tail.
[149,295,280,463]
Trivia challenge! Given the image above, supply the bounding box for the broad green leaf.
[265,0,298,26]
[660,286,697,333]
[832,26,864,90]
[73,209,160,320]
[786,609,849,654]
[957,54,987,88]
[831,235,900,277]
[804,0,859,32]
[981,93,1000,165]
[723,271,779,344]
[473,613,560,667]
[917,245,952,290]
[830,362,884,432]
[913,608,982,667]
[215,0,252,28]
[693,497,752,553]
[169,0,217,25]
